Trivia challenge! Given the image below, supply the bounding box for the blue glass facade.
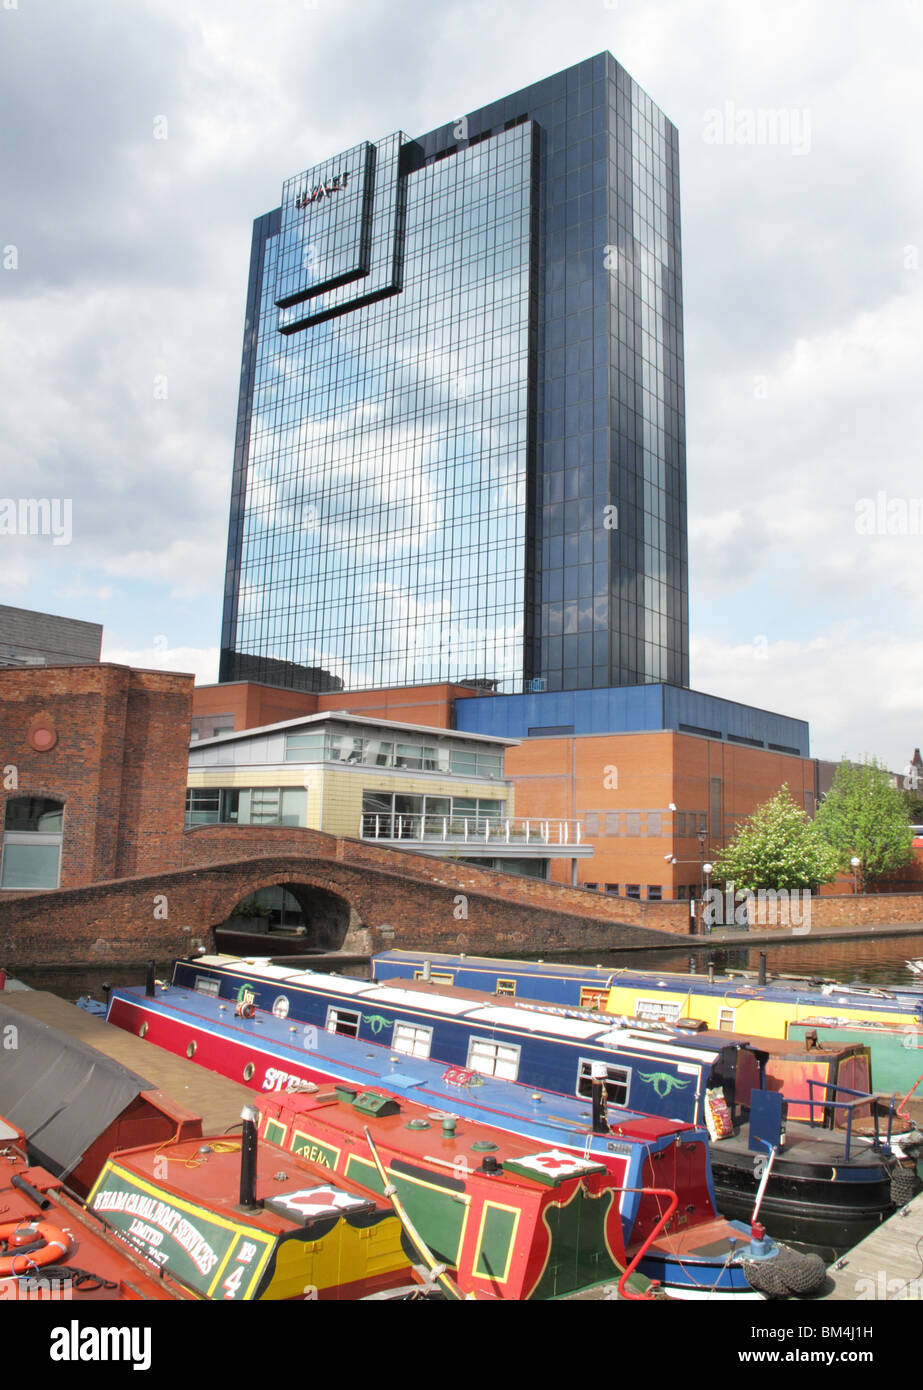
[220,53,688,695]
[454,685,811,757]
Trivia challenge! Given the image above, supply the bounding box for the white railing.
[359,814,583,847]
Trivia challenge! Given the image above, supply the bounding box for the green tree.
[814,758,914,888]
[710,785,840,892]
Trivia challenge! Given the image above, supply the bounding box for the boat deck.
[820,1189,923,1299]
[0,990,254,1133]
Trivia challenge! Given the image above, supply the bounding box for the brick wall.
[0,664,192,889]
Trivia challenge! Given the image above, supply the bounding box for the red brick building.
[0,664,192,892]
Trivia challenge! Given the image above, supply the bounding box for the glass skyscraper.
[220,52,688,695]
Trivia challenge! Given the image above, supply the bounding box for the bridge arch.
[218,877,353,952]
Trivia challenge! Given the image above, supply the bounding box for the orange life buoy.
[0,1220,70,1275]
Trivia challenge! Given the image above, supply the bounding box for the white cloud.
[100,639,219,685]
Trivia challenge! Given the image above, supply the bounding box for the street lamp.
[850,856,861,894]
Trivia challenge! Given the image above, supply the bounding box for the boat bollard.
[239,1105,260,1211]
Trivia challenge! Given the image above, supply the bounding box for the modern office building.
[220,52,687,696]
[186,711,592,882]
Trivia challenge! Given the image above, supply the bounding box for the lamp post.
[697,830,708,899]
[850,856,861,894]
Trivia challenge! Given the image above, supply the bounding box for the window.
[583,882,598,891]
[635,998,681,1022]
[1,797,64,890]
[717,1008,736,1033]
[325,1007,361,1038]
[414,969,455,986]
[605,884,619,895]
[495,979,517,997]
[579,987,609,1011]
[467,1037,521,1081]
[647,885,662,901]
[576,1059,630,1106]
[626,884,641,899]
[393,1021,433,1058]
[194,976,220,997]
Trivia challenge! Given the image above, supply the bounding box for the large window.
[466,1037,521,1081]
[283,729,503,779]
[184,787,306,829]
[1,797,64,890]
[360,792,506,840]
[576,1059,630,1106]
[392,1021,433,1058]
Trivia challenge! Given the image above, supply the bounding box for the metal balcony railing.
[359,813,584,847]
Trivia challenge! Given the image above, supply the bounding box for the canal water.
[12,932,923,1002]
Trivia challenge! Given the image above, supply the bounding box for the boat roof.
[258,1086,611,1193]
[0,1131,193,1300]
[190,956,730,1064]
[372,950,923,1015]
[106,1134,390,1236]
[135,984,695,1145]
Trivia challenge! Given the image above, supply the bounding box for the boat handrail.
[616,1186,679,1302]
[803,1080,896,1162]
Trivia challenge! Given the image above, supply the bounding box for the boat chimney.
[688,956,696,975]
[758,952,767,987]
[707,960,715,983]
[591,1062,610,1134]
[422,959,432,982]
[239,1105,261,1211]
[145,959,156,998]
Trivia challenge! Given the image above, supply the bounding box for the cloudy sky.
[2,0,921,768]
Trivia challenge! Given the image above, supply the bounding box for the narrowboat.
[162,954,918,1258]
[104,978,809,1297]
[90,1090,663,1301]
[0,1116,196,1303]
[370,949,923,1091]
[86,1116,418,1301]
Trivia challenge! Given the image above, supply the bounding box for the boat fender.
[0,1221,71,1276]
[741,1242,826,1299]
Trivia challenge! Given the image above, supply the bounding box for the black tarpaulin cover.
[0,1001,154,1178]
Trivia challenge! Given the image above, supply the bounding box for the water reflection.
[537,936,923,989]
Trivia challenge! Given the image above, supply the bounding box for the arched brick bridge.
[0,825,691,969]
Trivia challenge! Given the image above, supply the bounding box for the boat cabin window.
[467,1037,521,1081]
[495,979,517,997]
[325,1007,361,1038]
[576,1060,630,1106]
[717,1007,736,1032]
[580,987,609,1010]
[194,975,220,997]
[414,970,455,986]
[393,1021,433,1059]
[635,998,682,1023]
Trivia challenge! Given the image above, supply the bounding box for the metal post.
[239,1105,260,1210]
[591,1062,610,1134]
